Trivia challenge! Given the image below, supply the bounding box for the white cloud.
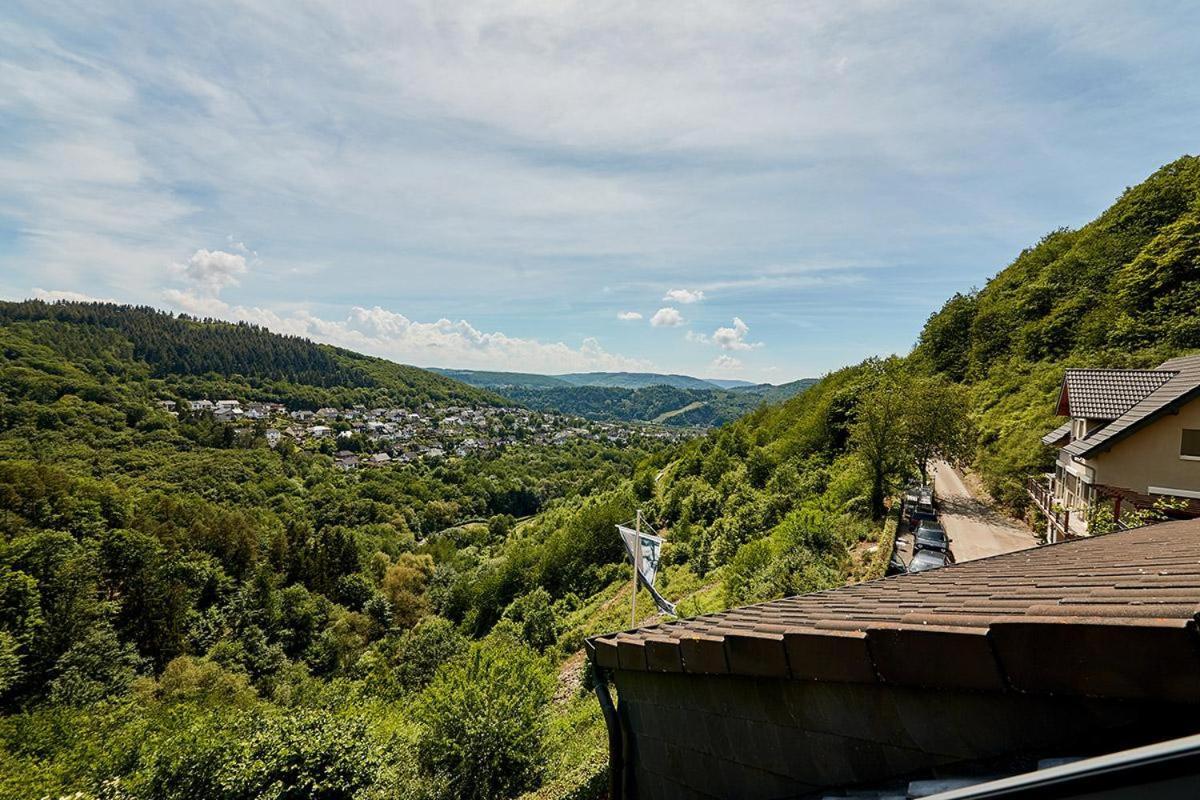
[179,249,247,292]
[616,310,643,321]
[711,317,761,351]
[712,355,742,370]
[157,281,653,373]
[650,307,684,327]
[685,330,710,344]
[31,287,121,304]
[271,305,653,373]
[663,288,705,304]
[162,288,232,317]
[5,2,1200,383]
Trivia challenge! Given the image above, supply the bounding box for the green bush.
[143,709,381,800]
[415,635,552,800]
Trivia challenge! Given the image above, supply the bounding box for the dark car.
[914,520,950,553]
[886,551,908,576]
[908,548,950,573]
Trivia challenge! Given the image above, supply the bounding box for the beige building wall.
[1087,397,1200,497]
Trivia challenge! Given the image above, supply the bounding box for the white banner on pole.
[616,524,663,587]
[615,523,676,616]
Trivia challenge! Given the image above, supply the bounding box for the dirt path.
[931,460,1038,562]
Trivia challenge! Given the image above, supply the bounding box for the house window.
[1181,429,1200,459]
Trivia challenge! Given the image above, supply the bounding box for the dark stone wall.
[612,670,1199,799]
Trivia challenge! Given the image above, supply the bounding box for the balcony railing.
[1027,474,1073,542]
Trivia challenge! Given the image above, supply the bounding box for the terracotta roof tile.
[1062,354,1200,458]
[1059,368,1175,420]
[1040,421,1071,446]
[586,519,1200,701]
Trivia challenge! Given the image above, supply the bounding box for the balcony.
[1027,474,1085,542]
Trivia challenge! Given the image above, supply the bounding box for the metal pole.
[631,510,641,627]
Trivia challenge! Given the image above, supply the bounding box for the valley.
[434,368,817,427]
[3,155,1200,799]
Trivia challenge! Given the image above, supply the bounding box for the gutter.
[592,665,629,800]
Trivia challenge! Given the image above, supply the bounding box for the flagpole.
[632,509,641,627]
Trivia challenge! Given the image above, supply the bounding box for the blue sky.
[2,2,1199,382]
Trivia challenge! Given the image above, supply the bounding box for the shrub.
[396,616,467,692]
[501,588,557,652]
[144,709,381,800]
[415,635,551,800]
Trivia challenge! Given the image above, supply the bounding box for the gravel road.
[930,461,1038,562]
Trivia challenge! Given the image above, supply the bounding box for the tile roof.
[587,518,1200,702]
[1040,421,1071,446]
[1058,368,1176,420]
[1064,354,1200,459]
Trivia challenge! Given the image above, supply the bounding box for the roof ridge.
[1064,367,1177,373]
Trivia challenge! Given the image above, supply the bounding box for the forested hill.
[0,300,503,409]
[499,383,762,427]
[435,367,817,427]
[913,155,1200,504]
[730,377,820,404]
[556,372,720,390]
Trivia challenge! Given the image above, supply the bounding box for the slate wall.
[612,669,1198,799]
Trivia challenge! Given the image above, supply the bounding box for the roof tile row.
[1062,354,1200,458]
[587,519,1200,703]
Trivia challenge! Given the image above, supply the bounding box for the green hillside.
[438,369,818,427]
[0,300,504,409]
[730,377,820,404]
[498,384,764,427]
[913,155,1200,505]
[0,304,665,800]
[430,368,573,389]
[556,371,720,390]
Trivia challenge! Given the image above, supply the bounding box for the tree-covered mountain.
[498,384,762,427]
[430,368,573,389]
[729,377,820,404]
[435,368,817,427]
[913,155,1200,505]
[556,371,722,390]
[0,303,669,799]
[0,300,504,410]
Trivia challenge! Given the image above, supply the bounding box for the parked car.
[902,485,923,512]
[908,548,950,573]
[906,486,937,531]
[914,520,951,553]
[886,551,908,576]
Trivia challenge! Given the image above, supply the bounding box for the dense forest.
[0,309,664,799]
[0,301,503,410]
[496,384,763,427]
[436,368,817,427]
[3,154,1200,800]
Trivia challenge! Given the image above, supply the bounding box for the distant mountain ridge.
[434,367,816,427]
[431,367,806,394]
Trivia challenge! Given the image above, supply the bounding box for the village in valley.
[156,397,695,468]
